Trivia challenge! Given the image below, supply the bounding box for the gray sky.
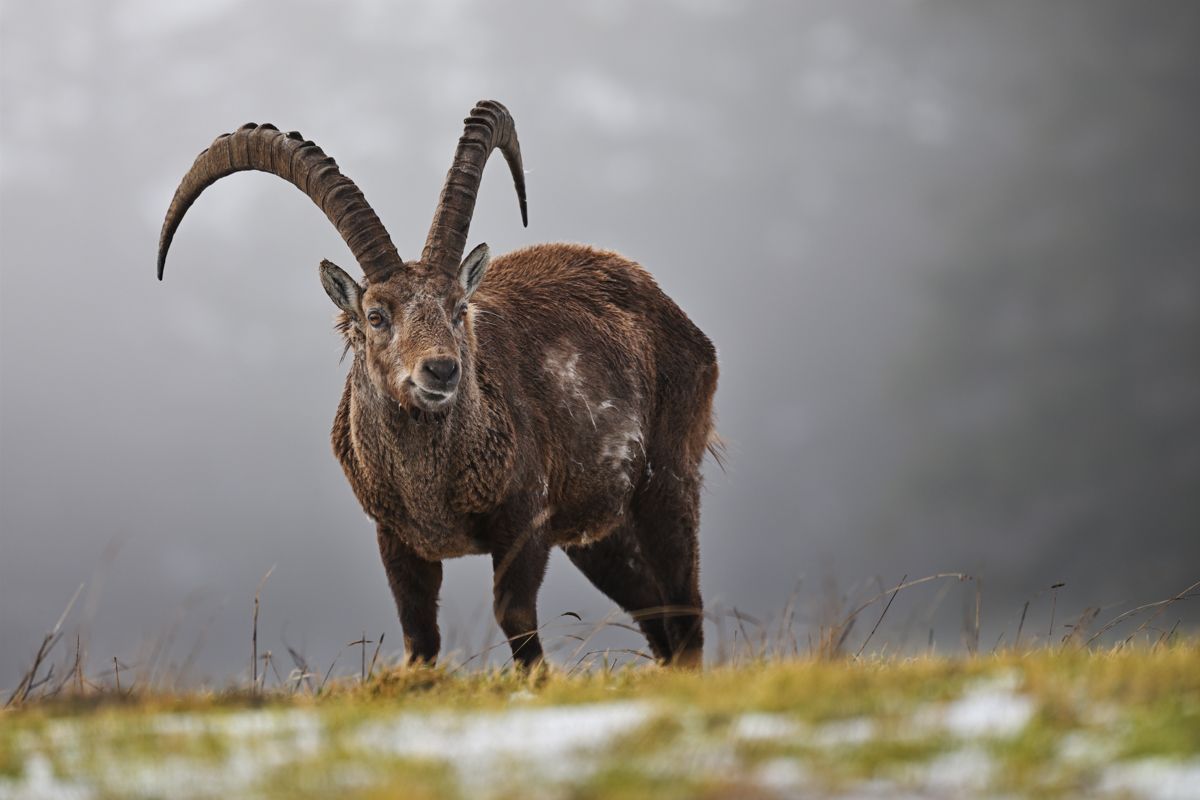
[3,1,1198,687]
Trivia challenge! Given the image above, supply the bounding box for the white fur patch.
[544,348,599,427]
[544,345,642,488]
[600,414,642,486]
[544,349,581,390]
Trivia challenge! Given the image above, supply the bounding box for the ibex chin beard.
[389,375,455,418]
[409,385,455,413]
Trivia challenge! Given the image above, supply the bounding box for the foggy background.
[2,1,1198,687]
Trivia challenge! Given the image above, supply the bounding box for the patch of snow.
[731,712,805,741]
[847,778,940,799]
[910,672,1034,740]
[1099,758,1200,800]
[154,708,323,753]
[0,753,94,800]
[1059,730,1117,764]
[753,757,809,793]
[9,704,649,800]
[1082,701,1123,728]
[811,716,876,747]
[356,701,651,783]
[95,710,324,799]
[918,746,995,793]
[943,677,1034,739]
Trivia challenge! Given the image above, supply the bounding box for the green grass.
[2,643,1198,798]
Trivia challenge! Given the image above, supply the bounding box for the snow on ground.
[3,679,1199,799]
[354,701,652,788]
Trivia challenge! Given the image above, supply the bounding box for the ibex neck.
[344,353,513,513]
[349,359,484,445]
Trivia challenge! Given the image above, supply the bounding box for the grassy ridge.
[2,643,1198,798]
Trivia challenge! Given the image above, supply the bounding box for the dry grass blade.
[1061,607,1100,649]
[1085,579,1200,647]
[50,633,85,697]
[561,609,625,667]
[177,608,220,690]
[454,639,515,674]
[840,574,971,631]
[572,648,654,669]
[728,607,765,661]
[455,614,577,673]
[348,633,375,683]
[1155,619,1182,650]
[260,650,285,688]
[777,579,804,658]
[285,644,315,694]
[1015,600,1031,649]
[6,582,84,707]
[855,574,906,659]
[251,565,275,693]
[74,632,86,694]
[971,578,983,655]
[319,650,344,693]
[368,633,386,681]
[828,573,969,659]
[834,615,857,655]
[1048,582,1065,643]
[1123,582,1200,646]
[113,657,123,693]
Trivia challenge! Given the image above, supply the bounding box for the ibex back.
[157,101,719,667]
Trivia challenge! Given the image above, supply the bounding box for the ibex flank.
[157,101,720,668]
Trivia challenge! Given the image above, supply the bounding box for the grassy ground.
[3,643,1199,799]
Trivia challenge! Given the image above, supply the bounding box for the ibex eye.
[453,304,467,326]
[367,311,385,328]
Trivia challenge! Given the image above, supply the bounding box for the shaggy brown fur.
[157,101,718,667]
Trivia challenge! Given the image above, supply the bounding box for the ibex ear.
[458,243,489,299]
[319,259,363,318]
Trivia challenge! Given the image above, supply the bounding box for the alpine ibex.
[157,101,719,667]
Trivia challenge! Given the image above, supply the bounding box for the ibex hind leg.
[631,471,704,668]
[563,522,673,661]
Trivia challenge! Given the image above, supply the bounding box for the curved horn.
[157,123,403,281]
[422,100,528,276]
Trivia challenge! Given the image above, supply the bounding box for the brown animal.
[157,101,719,667]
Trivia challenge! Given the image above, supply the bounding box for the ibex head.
[157,100,527,414]
[319,241,490,411]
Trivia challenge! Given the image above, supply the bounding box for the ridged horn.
[157,123,403,281]
[422,100,527,276]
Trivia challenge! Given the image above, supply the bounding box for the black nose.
[421,357,460,387]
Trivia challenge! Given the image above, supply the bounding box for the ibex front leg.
[491,524,550,668]
[377,526,443,665]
